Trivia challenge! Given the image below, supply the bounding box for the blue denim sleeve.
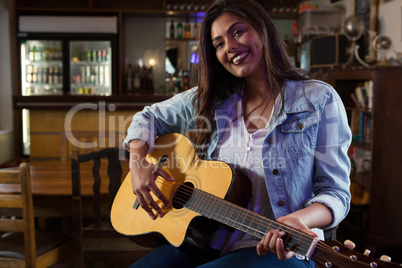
[123,87,198,153]
[305,85,352,229]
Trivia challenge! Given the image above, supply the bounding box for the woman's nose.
[225,38,238,53]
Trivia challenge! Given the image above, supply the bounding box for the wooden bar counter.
[13,94,172,160]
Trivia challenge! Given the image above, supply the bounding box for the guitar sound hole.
[172,182,194,209]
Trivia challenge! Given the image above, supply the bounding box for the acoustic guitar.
[111,133,401,268]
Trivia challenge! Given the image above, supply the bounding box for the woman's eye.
[215,42,224,49]
[233,29,244,37]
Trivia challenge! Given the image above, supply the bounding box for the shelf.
[92,0,164,10]
[350,171,371,191]
[24,60,63,65]
[13,94,173,110]
[70,61,111,66]
[16,0,89,10]
[351,140,371,151]
[345,106,373,115]
[166,38,198,42]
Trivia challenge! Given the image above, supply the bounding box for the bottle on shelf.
[177,21,183,39]
[126,64,133,91]
[148,67,154,92]
[29,45,36,61]
[183,71,190,91]
[170,20,175,38]
[133,64,141,91]
[185,20,191,39]
[35,44,42,61]
[140,66,149,90]
[193,21,199,39]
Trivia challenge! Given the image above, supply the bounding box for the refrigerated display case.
[70,41,112,95]
[20,40,63,95]
[18,35,116,96]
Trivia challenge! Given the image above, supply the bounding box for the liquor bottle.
[148,67,154,92]
[53,67,59,84]
[104,66,110,86]
[140,66,149,90]
[126,64,133,91]
[29,45,36,61]
[37,67,42,83]
[48,67,54,84]
[184,20,191,39]
[170,21,175,38]
[133,64,141,90]
[183,71,190,91]
[193,21,199,39]
[92,50,97,62]
[97,50,102,62]
[35,44,42,61]
[177,22,183,38]
[99,65,104,85]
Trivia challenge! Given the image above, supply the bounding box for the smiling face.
[211,12,265,80]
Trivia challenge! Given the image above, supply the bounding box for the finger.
[151,167,175,208]
[147,180,171,209]
[268,230,281,251]
[142,187,166,217]
[276,236,285,260]
[136,193,157,220]
[256,240,268,256]
[154,166,175,182]
[275,232,295,260]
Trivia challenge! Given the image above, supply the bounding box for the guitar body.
[111,133,251,253]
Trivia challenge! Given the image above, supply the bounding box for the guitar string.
[148,177,383,267]
[161,178,315,245]
[152,178,348,257]
[160,179,386,266]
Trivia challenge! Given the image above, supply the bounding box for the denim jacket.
[124,79,351,229]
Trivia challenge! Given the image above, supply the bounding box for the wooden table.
[0,160,130,218]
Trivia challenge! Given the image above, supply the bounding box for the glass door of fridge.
[70,41,112,95]
[20,40,63,95]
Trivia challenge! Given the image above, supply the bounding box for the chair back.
[71,147,149,267]
[61,131,125,164]
[0,163,37,267]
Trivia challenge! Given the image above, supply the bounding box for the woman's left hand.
[256,215,318,260]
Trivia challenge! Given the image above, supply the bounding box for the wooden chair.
[71,148,151,268]
[61,131,125,164]
[0,163,73,267]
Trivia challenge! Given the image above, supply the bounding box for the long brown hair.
[192,0,307,157]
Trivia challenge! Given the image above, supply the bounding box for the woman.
[124,0,351,266]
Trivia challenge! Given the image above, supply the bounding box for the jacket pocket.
[280,112,318,159]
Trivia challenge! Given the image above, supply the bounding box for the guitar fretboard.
[182,187,317,258]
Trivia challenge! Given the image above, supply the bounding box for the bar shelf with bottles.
[21,40,63,95]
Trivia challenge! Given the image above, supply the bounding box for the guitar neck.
[183,187,318,259]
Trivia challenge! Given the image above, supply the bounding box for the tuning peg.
[363,249,371,256]
[380,255,391,263]
[344,239,356,250]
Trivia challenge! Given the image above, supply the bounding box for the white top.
[210,95,281,254]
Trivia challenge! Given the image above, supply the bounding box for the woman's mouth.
[232,51,249,65]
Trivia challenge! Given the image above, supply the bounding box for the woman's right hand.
[129,140,175,220]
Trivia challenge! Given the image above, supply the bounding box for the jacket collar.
[216,80,314,117]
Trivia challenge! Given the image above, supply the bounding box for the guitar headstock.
[312,240,402,268]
